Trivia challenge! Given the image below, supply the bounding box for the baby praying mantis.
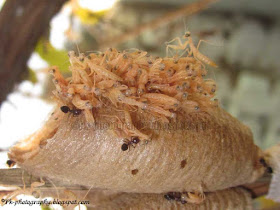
[1,177,45,204]
[165,31,217,67]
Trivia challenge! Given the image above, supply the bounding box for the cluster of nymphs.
[50,36,218,142]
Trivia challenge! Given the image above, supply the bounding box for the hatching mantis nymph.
[166,31,217,67]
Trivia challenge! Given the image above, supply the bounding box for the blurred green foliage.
[74,7,106,25]
[41,205,51,210]
[35,38,70,74]
[27,68,38,84]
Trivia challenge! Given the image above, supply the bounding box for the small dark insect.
[6,160,16,168]
[267,167,273,174]
[164,193,175,201]
[172,192,183,201]
[121,136,140,151]
[60,106,70,113]
[164,192,187,204]
[121,143,129,151]
[60,106,82,116]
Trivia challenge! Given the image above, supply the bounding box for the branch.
[0,168,271,198]
[0,0,67,106]
[100,0,218,48]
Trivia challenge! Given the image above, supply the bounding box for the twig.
[0,168,271,198]
[0,168,86,190]
[100,0,218,48]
